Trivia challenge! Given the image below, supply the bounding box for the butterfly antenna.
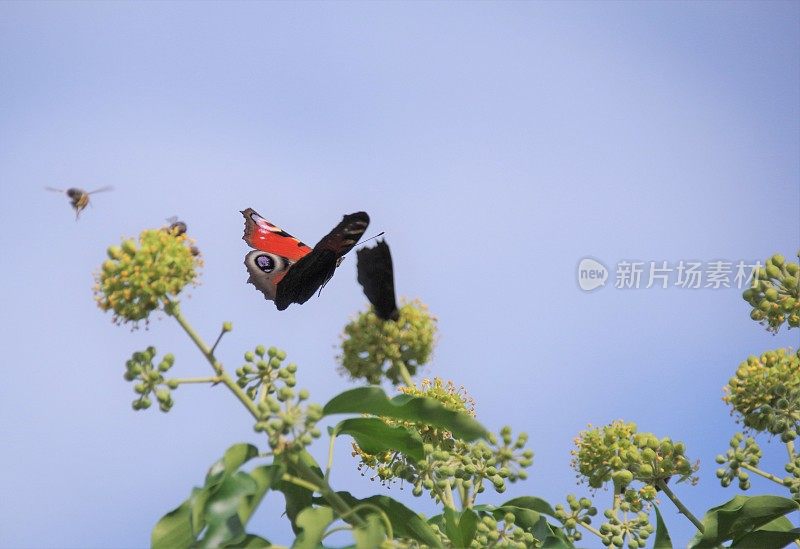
[45,187,64,193]
[359,231,386,245]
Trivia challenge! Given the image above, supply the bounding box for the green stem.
[281,473,322,493]
[395,360,415,388]
[325,434,336,481]
[167,302,261,420]
[288,454,366,528]
[342,503,394,539]
[656,479,704,533]
[578,520,605,539]
[210,326,228,355]
[741,463,786,486]
[442,479,457,509]
[170,376,221,385]
[787,440,796,462]
[321,525,353,540]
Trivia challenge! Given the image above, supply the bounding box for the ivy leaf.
[332,417,424,461]
[689,495,799,548]
[653,505,673,549]
[444,508,478,547]
[323,387,487,441]
[291,506,335,549]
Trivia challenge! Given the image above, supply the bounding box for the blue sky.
[0,1,798,547]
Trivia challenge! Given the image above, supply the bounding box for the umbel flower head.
[571,420,697,492]
[724,348,800,442]
[352,379,534,505]
[339,299,437,385]
[742,252,800,332]
[94,228,202,326]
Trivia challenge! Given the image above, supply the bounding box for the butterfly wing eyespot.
[244,250,292,301]
[356,239,399,321]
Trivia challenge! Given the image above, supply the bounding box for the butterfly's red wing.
[241,208,312,262]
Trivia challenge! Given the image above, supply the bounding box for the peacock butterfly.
[242,208,369,310]
[356,239,399,321]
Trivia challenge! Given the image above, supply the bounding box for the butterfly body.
[242,208,369,309]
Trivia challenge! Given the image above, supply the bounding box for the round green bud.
[255,345,266,357]
[244,351,255,362]
[222,321,233,332]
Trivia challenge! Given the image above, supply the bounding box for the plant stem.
[281,473,322,493]
[579,520,604,539]
[442,479,457,509]
[787,440,796,462]
[325,434,336,481]
[170,376,221,385]
[395,360,415,388]
[289,454,366,528]
[210,326,227,355]
[741,463,786,485]
[167,302,261,420]
[656,479,704,533]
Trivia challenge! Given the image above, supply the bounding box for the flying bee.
[46,186,114,220]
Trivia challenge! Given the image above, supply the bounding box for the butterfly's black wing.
[356,240,399,321]
[275,211,369,310]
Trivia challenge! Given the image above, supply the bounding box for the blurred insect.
[164,216,188,236]
[163,216,200,256]
[45,186,113,220]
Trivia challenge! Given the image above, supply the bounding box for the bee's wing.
[87,186,114,195]
[45,187,65,193]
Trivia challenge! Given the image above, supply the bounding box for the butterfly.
[356,239,399,321]
[242,208,370,310]
[46,186,113,220]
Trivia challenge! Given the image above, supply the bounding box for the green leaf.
[152,498,194,549]
[196,472,258,548]
[444,508,478,547]
[332,491,443,548]
[206,443,260,486]
[653,505,673,549]
[291,506,335,549]
[240,464,285,524]
[152,444,275,549]
[500,496,557,518]
[354,514,387,548]
[333,417,424,461]
[494,505,543,532]
[323,387,487,441]
[730,516,800,548]
[690,495,800,548]
[540,526,576,549]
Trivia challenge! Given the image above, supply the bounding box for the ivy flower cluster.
[352,378,533,507]
[339,300,437,385]
[715,433,761,490]
[554,495,598,543]
[723,348,800,442]
[94,228,202,326]
[124,346,176,412]
[239,345,322,453]
[742,252,800,332]
[571,420,697,492]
